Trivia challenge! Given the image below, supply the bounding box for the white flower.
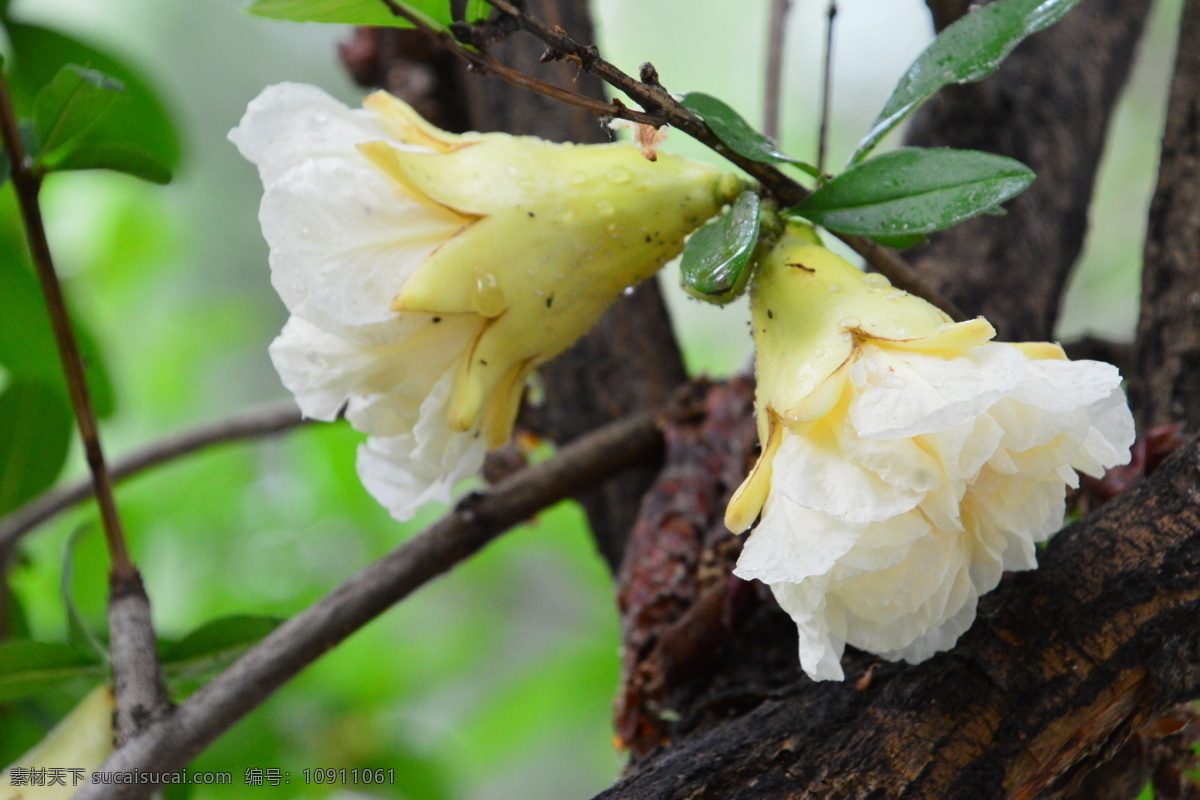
[725,229,1134,681]
[230,83,727,520]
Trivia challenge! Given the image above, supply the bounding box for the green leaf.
[0,152,9,188]
[160,615,283,685]
[7,22,182,183]
[0,379,72,517]
[680,190,761,304]
[463,0,490,22]
[850,0,1085,164]
[33,64,126,173]
[680,92,821,179]
[246,0,453,30]
[870,232,927,249]
[0,640,104,703]
[62,525,110,660]
[788,147,1034,237]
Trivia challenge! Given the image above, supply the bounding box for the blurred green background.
[0,0,1183,797]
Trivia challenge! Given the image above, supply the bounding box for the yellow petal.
[726,411,785,534]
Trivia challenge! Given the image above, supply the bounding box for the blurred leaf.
[0,641,104,703]
[680,92,821,178]
[246,0,453,30]
[788,147,1034,237]
[680,190,761,303]
[160,615,283,687]
[0,153,9,188]
[870,232,927,249]
[463,0,489,22]
[0,189,116,417]
[850,0,1085,164]
[33,64,126,174]
[7,22,181,183]
[61,525,109,660]
[0,380,72,517]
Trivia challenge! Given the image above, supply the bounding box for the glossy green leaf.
[680,190,761,304]
[7,22,181,183]
[850,0,1085,164]
[62,525,110,660]
[789,147,1034,237]
[680,92,821,179]
[0,640,104,703]
[246,0,453,30]
[0,379,72,517]
[870,232,927,249]
[34,64,126,173]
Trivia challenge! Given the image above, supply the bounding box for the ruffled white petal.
[260,157,469,326]
[229,82,400,185]
[739,339,1135,682]
[356,372,489,521]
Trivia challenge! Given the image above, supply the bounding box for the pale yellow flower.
[727,228,1134,681]
[230,83,727,520]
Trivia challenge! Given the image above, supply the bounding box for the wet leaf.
[680,92,821,179]
[789,147,1034,237]
[680,190,762,304]
[850,0,1085,164]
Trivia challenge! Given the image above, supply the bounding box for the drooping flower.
[1,685,114,798]
[725,227,1134,681]
[230,83,728,520]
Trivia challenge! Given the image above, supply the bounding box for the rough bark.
[1131,0,1200,433]
[904,0,1151,342]
[602,420,1200,800]
[340,3,689,570]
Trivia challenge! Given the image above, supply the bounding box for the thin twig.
[763,0,791,142]
[75,408,664,800]
[817,0,838,174]
[0,402,308,550]
[379,0,662,126]
[0,72,171,742]
[0,74,133,576]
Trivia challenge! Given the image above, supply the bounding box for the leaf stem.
[818,0,838,174]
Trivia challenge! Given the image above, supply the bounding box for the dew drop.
[840,316,861,330]
[597,199,615,216]
[622,286,636,296]
[473,273,506,317]
[828,283,842,293]
[568,172,587,185]
[606,167,632,184]
[313,112,330,124]
[814,348,827,358]
[862,273,890,289]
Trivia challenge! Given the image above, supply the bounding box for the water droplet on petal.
[840,316,861,330]
[828,283,842,293]
[474,273,506,317]
[568,172,587,185]
[862,273,890,289]
[606,167,632,184]
[597,200,615,216]
[622,286,635,296]
[814,348,827,358]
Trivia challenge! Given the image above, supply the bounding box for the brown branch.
[0,72,169,742]
[762,0,790,142]
[74,407,665,799]
[0,402,307,551]
[1130,0,1200,432]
